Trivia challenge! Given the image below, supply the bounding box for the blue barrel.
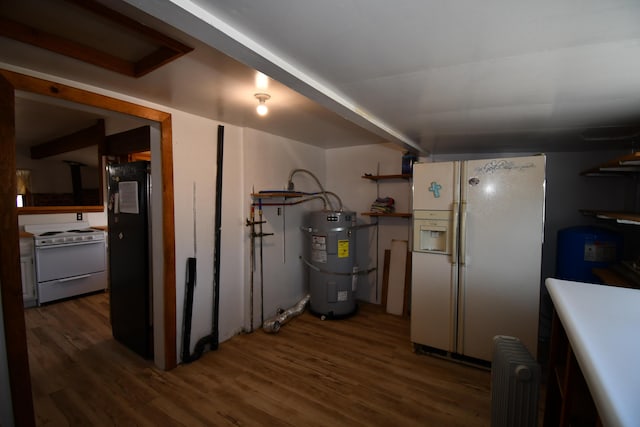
[556,226,623,283]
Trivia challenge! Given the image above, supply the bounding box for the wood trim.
[135,46,186,77]
[0,0,193,78]
[0,73,36,427]
[403,251,411,317]
[128,151,151,162]
[64,0,193,54]
[17,205,105,215]
[0,69,171,122]
[381,249,391,307]
[0,17,135,76]
[8,69,160,215]
[160,117,177,369]
[0,68,177,424]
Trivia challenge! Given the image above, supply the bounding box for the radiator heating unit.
[491,335,540,427]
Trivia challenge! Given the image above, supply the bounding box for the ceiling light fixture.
[255,72,269,90]
[255,93,270,116]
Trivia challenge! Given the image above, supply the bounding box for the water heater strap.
[301,257,374,276]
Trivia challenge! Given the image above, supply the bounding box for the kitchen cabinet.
[19,236,37,307]
[361,174,412,218]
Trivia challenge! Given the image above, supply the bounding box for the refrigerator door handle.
[451,202,459,265]
[459,201,467,266]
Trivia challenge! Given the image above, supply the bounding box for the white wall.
[171,114,246,355]
[171,110,218,355]
[325,143,409,303]
[243,128,327,327]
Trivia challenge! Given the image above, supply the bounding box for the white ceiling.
[3,0,640,155]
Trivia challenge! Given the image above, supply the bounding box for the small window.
[16,169,32,208]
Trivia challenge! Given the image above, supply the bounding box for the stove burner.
[40,231,62,236]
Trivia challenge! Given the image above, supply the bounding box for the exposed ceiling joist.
[105,125,151,156]
[0,0,193,77]
[30,119,104,159]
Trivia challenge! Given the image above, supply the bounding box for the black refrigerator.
[107,161,153,359]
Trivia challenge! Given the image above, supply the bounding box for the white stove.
[25,222,105,247]
[23,222,107,304]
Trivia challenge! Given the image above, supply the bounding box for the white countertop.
[546,278,640,427]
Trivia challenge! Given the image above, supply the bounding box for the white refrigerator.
[411,155,545,362]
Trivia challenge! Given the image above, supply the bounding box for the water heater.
[303,210,358,318]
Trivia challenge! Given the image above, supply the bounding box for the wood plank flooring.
[24,292,491,426]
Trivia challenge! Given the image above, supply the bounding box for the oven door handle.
[36,240,104,249]
[56,274,93,283]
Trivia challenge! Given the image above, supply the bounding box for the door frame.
[0,69,177,425]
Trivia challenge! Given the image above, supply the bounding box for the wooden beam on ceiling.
[0,0,193,77]
[105,125,151,156]
[30,119,105,159]
[0,17,135,76]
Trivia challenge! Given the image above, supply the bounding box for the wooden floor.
[24,292,491,426]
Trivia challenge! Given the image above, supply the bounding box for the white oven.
[25,222,107,304]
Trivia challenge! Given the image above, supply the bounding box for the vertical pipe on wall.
[211,124,224,350]
[180,125,224,363]
[258,198,264,327]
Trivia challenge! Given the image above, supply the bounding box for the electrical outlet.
[76,212,83,221]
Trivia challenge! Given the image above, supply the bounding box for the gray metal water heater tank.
[304,210,358,318]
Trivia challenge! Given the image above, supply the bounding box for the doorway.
[0,69,177,425]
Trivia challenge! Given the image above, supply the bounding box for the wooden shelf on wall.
[250,191,306,207]
[251,191,305,199]
[592,268,638,289]
[579,209,640,225]
[361,212,412,218]
[361,174,412,181]
[361,173,412,218]
[581,152,640,176]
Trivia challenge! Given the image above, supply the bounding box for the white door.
[412,161,459,211]
[411,161,460,352]
[457,156,545,361]
[411,252,458,351]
